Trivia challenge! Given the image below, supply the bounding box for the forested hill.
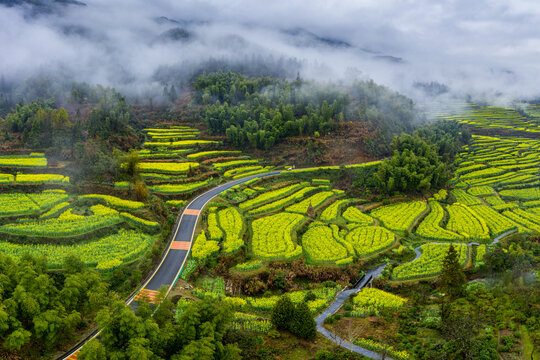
[0,72,420,173]
[192,71,417,155]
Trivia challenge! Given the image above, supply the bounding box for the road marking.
[135,289,161,304]
[57,172,281,360]
[170,241,191,250]
[66,352,78,359]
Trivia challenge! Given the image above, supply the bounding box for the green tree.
[440,245,466,299]
[271,295,294,330]
[290,302,317,340]
[78,338,107,360]
[374,133,449,194]
[3,328,31,351]
[122,150,140,180]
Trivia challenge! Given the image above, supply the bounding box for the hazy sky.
[1,0,539,101]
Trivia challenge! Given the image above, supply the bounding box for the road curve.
[410,229,517,262]
[58,171,516,360]
[316,229,518,359]
[59,171,281,360]
[315,264,389,359]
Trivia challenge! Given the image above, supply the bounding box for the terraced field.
[0,125,275,273]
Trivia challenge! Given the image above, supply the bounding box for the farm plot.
[415,201,463,241]
[370,201,427,233]
[446,203,490,241]
[217,207,245,254]
[342,206,374,226]
[301,224,351,264]
[230,313,272,334]
[467,186,496,197]
[79,194,145,211]
[245,286,339,312]
[191,231,220,262]
[251,212,304,260]
[0,174,14,184]
[0,229,154,269]
[344,226,395,257]
[0,191,69,217]
[224,166,264,178]
[0,155,47,168]
[451,189,482,205]
[187,150,242,159]
[212,159,259,170]
[137,162,199,174]
[239,183,307,210]
[144,140,220,148]
[16,174,68,184]
[320,199,354,221]
[469,204,517,236]
[285,190,337,214]
[351,288,407,317]
[138,149,193,159]
[207,212,224,240]
[458,167,507,181]
[502,210,539,232]
[148,179,212,194]
[0,204,123,238]
[232,167,274,179]
[499,188,540,201]
[0,193,43,217]
[392,244,468,280]
[247,186,317,215]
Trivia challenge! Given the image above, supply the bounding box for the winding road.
[59,171,281,360]
[315,264,389,359]
[314,228,518,359]
[59,173,518,360]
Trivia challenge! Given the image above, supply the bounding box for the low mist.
[1,0,540,105]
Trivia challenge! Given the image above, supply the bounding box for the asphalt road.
[59,171,280,360]
[133,171,281,298]
[59,171,515,360]
[314,264,389,360]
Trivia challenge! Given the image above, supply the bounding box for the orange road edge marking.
[135,289,161,304]
[67,352,78,359]
[170,241,191,250]
[184,209,200,216]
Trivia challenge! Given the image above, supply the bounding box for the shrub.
[270,295,294,330]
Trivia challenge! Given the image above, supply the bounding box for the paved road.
[315,264,390,360]
[131,171,281,300]
[316,229,518,359]
[58,171,517,360]
[410,229,517,262]
[59,171,281,360]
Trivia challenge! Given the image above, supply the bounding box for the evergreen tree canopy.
[290,302,317,340]
[80,298,241,360]
[374,133,449,194]
[440,244,466,299]
[0,253,110,356]
[271,295,294,330]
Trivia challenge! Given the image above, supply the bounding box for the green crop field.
[3,94,540,360]
[392,243,468,280]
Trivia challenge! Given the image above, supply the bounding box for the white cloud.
[1,0,540,102]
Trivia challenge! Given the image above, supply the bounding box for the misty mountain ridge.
[281,28,352,48]
[0,0,85,16]
[156,27,193,43]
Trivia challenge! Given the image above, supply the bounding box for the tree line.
[193,71,417,153]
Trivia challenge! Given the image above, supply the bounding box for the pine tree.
[439,245,466,299]
[169,85,178,102]
[307,202,315,217]
[290,302,317,340]
[271,295,294,330]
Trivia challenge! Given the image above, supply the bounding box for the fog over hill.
[1,0,540,103]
